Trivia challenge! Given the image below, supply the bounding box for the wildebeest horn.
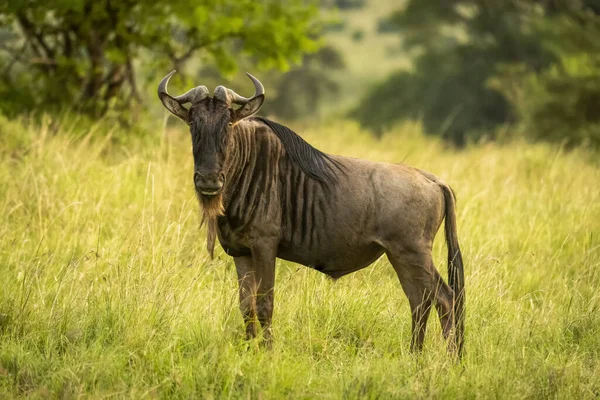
[158,70,209,105]
[214,73,265,106]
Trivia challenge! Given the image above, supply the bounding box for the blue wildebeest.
[158,71,465,356]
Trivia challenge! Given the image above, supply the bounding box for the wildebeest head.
[158,71,265,198]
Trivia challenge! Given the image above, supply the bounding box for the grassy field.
[0,114,599,399]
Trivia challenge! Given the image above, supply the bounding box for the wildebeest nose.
[194,170,224,195]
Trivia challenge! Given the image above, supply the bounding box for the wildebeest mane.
[254,117,341,184]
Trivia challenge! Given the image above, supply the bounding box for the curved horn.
[158,70,209,105]
[158,70,210,122]
[214,73,265,105]
[158,70,177,98]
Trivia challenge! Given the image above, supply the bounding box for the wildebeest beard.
[198,192,225,259]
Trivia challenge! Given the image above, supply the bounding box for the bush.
[356,0,600,147]
[353,47,511,145]
[492,56,600,148]
[490,13,600,148]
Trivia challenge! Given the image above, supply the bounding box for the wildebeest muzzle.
[194,169,225,196]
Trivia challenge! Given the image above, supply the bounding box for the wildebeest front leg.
[251,243,276,347]
[235,256,258,339]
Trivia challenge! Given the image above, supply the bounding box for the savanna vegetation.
[0,116,599,398]
[0,0,320,117]
[357,0,600,147]
[1,0,599,398]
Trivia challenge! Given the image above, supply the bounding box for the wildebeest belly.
[276,241,385,279]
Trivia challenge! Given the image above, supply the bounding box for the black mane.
[253,117,341,184]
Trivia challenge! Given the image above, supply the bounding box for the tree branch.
[16,13,56,68]
[0,41,29,81]
[126,56,142,103]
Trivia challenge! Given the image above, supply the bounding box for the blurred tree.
[0,0,321,117]
[354,0,600,146]
[351,29,364,42]
[353,46,513,143]
[321,0,365,10]
[491,10,600,148]
[265,45,345,120]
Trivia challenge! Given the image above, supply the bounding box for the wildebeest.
[158,71,465,356]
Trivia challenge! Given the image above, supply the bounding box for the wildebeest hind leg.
[431,267,456,352]
[387,251,454,353]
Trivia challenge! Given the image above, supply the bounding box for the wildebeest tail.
[442,184,465,357]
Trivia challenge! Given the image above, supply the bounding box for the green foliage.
[322,0,366,10]
[354,47,511,144]
[491,12,600,148]
[356,0,600,146]
[0,117,599,397]
[0,0,321,117]
[351,29,364,42]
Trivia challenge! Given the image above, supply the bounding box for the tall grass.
[0,114,599,398]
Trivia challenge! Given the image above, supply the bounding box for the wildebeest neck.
[214,118,339,232]
[253,117,340,185]
[221,118,340,207]
[220,120,282,211]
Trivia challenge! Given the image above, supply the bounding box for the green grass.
[0,114,599,399]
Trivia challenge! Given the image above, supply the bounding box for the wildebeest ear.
[233,94,264,122]
[159,93,189,123]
